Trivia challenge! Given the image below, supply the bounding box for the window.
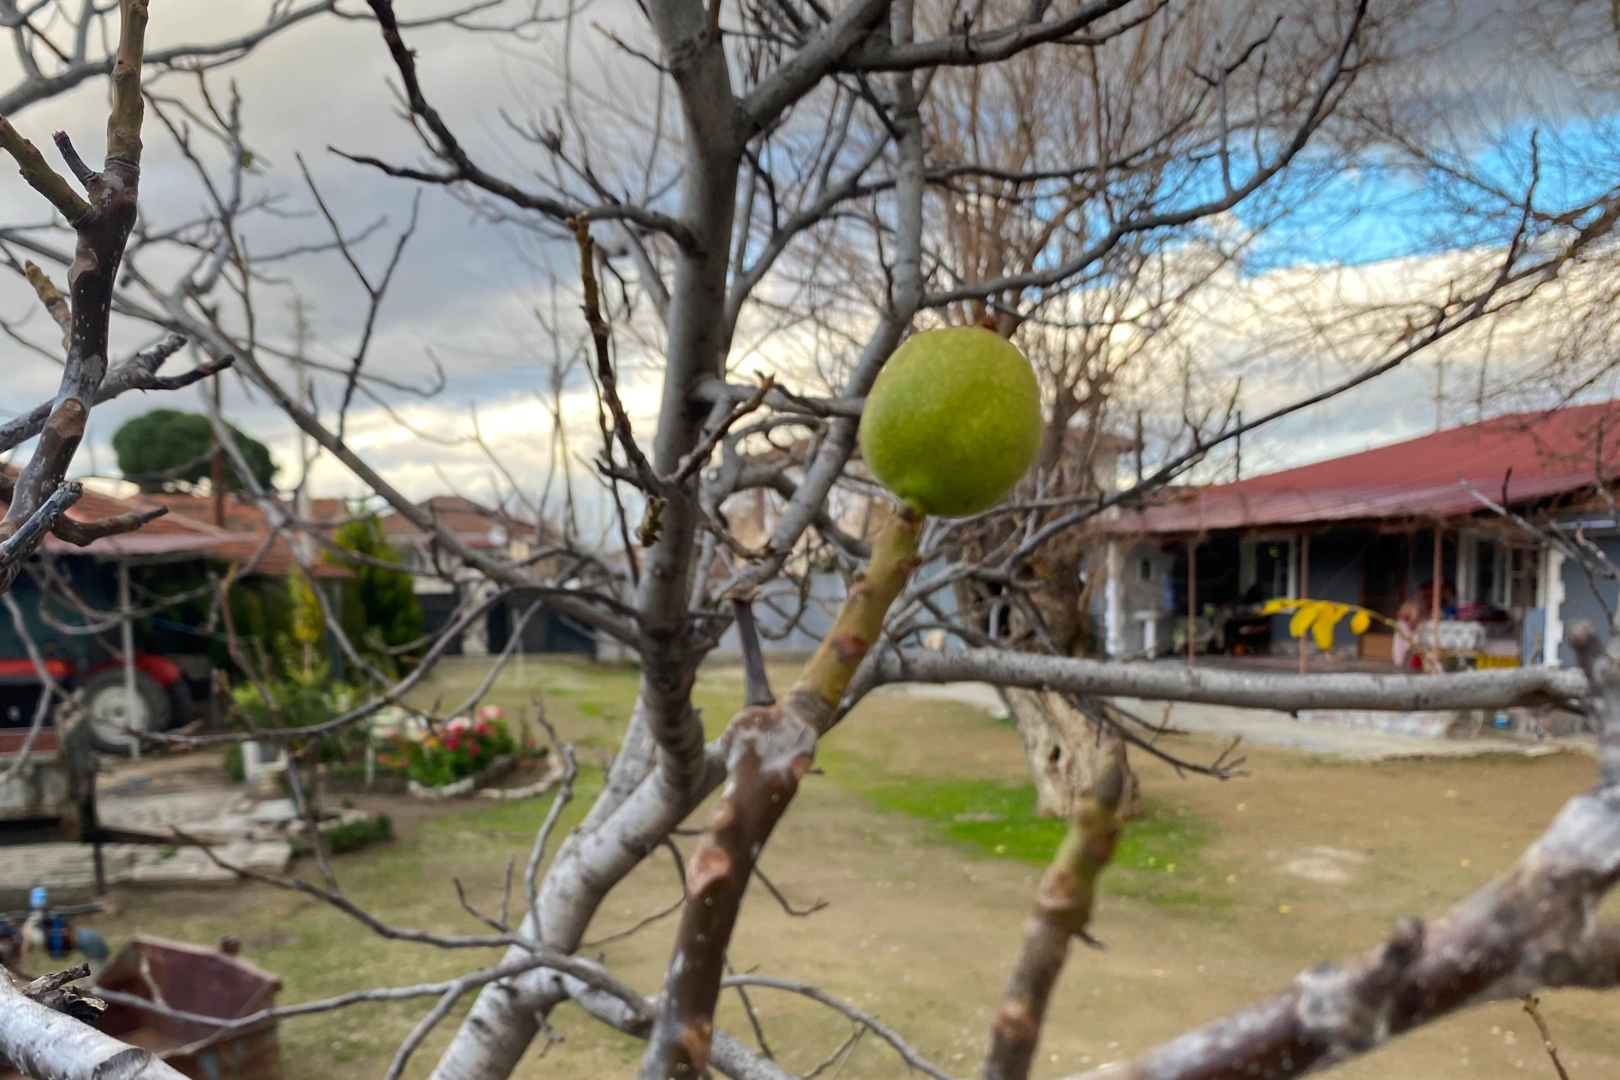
[1138,556,1153,583]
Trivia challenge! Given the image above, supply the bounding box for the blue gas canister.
[43,914,70,958]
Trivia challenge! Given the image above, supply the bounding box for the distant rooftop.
[1108,400,1620,535]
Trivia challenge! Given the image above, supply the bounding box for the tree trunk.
[1002,688,1137,820]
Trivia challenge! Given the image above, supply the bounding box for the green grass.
[823,752,1219,909]
[403,659,1221,908]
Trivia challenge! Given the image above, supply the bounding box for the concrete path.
[2,767,295,902]
[0,839,292,901]
[887,683,1589,761]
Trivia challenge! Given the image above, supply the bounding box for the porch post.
[1431,523,1443,672]
[1187,537,1197,667]
[1298,532,1310,675]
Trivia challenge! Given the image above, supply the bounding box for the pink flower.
[446,738,461,752]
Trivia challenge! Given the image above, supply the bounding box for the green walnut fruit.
[859,326,1042,517]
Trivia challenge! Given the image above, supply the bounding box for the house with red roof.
[1099,401,1620,669]
[0,480,354,755]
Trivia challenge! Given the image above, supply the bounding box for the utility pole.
[292,298,315,561]
[1134,410,1144,487]
[118,561,138,760]
[1234,409,1242,482]
[1298,532,1310,675]
[210,374,226,528]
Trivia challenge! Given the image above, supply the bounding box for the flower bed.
[396,712,518,798]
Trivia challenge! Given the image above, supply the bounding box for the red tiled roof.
[132,491,349,578]
[0,477,243,557]
[0,475,348,576]
[139,491,346,533]
[1108,400,1620,535]
[382,495,548,548]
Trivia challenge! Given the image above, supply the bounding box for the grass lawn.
[74,655,1620,1079]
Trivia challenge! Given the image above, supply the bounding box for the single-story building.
[1100,401,1620,669]
[381,496,596,657]
[0,481,355,753]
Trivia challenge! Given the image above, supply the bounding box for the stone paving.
[1,838,293,900]
[2,775,294,901]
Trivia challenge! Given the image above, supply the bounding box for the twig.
[804,1025,867,1080]
[0,591,63,784]
[570,213,659,493]
[0,481,81,565]
[1522,995,1574,1080]
[383,982,464,1080]
[727,957,777,1060]
[752,864,827,917]
[525,707,578,936]
[670,373,778,486]
[580,893,686,949]
[581,841,689,948]
[721,974,958,1080]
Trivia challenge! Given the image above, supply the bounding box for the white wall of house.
[1104,540,1174,658]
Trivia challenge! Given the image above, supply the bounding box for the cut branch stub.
[981,744,1125,1080]
[637,507,924,1080]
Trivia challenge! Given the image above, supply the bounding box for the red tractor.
[0,653,204,757]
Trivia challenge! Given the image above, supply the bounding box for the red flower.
[469,744,481,757]
[446,738,461,752]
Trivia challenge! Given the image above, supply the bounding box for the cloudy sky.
[0,0,1615,516]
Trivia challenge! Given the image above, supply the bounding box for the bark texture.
[1004,688,1138,819]
[0,971,188,1080]
[981,744,1126,1080]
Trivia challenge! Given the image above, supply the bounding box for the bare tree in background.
[15,1,1620,1080]
[918,0,1254,812]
